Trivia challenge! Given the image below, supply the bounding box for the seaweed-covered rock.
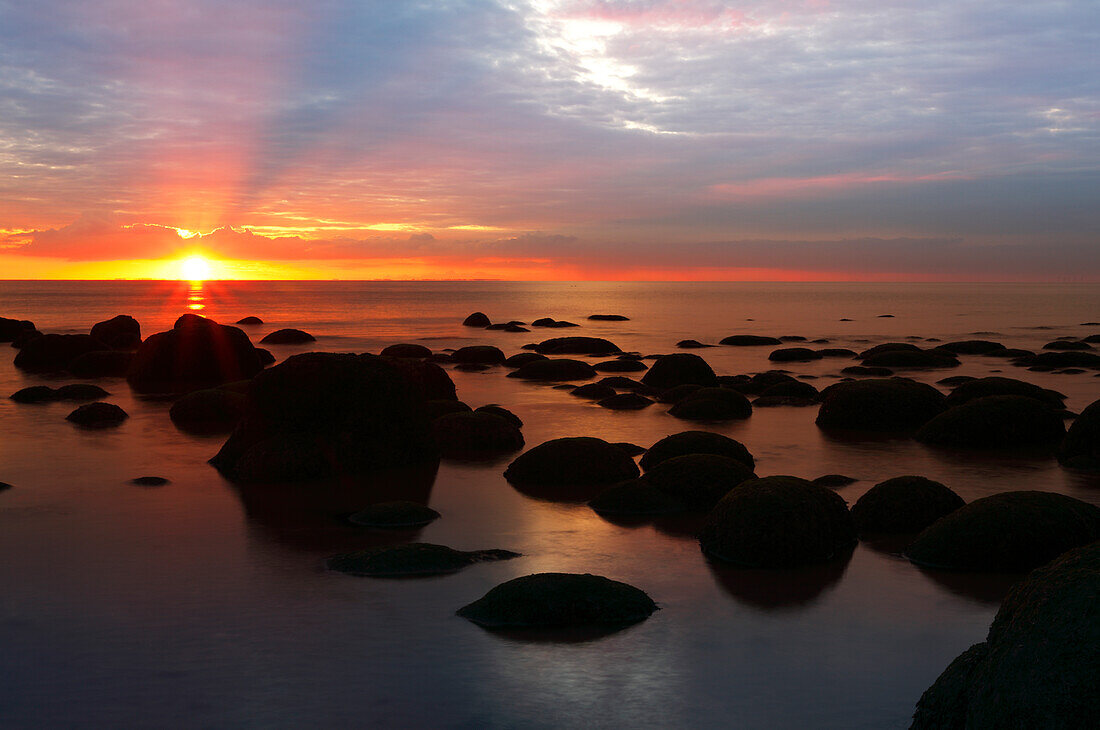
[169,388,247,433]
[1059,398,1100,471]
[592,359,647,373]
[504,437,640,486]
[431,411,524,457]
[944,376,1064,408]
[534,337,621,355]
[503,352,547,368]
[816,378,946,431]
[89,315,141,349]
[474,404,523,428]
[380,343,432,358]
[720,335,782,346]
[915,395,1066,449]
[66,402,128,428]
[127,315,263,394]
[597,393,654,410]
[347,501,441,528]
[851,476,965,535]
[906,491,1100,571]
[210,352,438,482]
[641,431,754,471]
[457,573,657,628]
[668,387,752,420]
[640,353,718,390]
[236,316,263,325]
[699,476,857,568]
[0,316,36,343]
[328,543,518,576]
[862,349,959,368]
[260,328,315,345]
[451,345,506,365]
[67,350,134,378]
[462,312,491,327]
[14,333,106,373]
[768,347,823,363]
[910,540,1100,730]
[507,358,596,381]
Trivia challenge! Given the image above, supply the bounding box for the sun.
[179,255,212,281]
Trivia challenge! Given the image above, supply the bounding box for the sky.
[0,0,1097,280]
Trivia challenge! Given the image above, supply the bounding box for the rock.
[840,365,894,377]
[347,501,441,528]
[256,348,275,366]
[640,353,718,390]
[530,318,579,328]
[944,376,1064,408]
[588,481,688,515]
[534,337,621,355]
[67,350,134,378]
[474,404,523,428]
[451,345,506,365]
[210,352,438,482]
[641,432,754,474]
[236,316,263,325]
[813,474,857,488]
[507,358,596,381]
[938,340,1006,355]
[597,376,652,392]
[66,402,128,428]
[14,334,106,373]
[657,383,703,403]
[260,328,316,345]
[906,491,1100,571]
[89,315,141,349]
[55,384,110,401]
[462,312,491,327]
[983,348,1034,359]
[131,476,169,486]
[592,359,647,373]
[571,383,616,400]
[612,442,646,456]
[0,316,36,342]
[1060,398,1100,470]
[758,380,818,400]
[587,314,629,321]
[699,476,857,568]
[380,343,432,358]
[915,395,1066,449]
[861,349,960,368]
[169,388,247,433]
[127,315,263,394]
[425,399,471,420]
[816,378,946,431]
[937,375,977,386]
[1024,351,1100,369]
[504,352,547,368]
[753,395,816,407]
[668,387,752,420]
[858,343,921,358]
[485,323,529,332]
[636,453,755,511]
[816,348,857,358]
[504,437,640,487]
[10,329,42,348]
[431,411,524,457]
[768,347,823,362]
[910,540,1100,730]
[382,358,457,401]
[329,543,519,576]
[597,393,654,410]
[779,335,807,342]
[10,385,58,403]
[851,476,965,535]
[1042,340,1091,351]
[677,339,713,348]
[457,573,657,628]
[720,335,782,346]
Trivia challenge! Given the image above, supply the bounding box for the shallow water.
[1,281,1098,728]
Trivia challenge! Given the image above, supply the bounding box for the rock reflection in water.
[706,550,854,611]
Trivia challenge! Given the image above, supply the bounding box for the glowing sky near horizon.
[0,0,1097,279]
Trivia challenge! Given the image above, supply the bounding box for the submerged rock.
[570,383,616,400]
[530,318,579,328]
[1042,339,1092,351]
[588,480,687,515]
[260,328,316,345]
[592,359,647,373]
[813,474,858,488]
[55,384,110,401]
[861,349,960,368]
[587,314,629,321]
[816,378,946,431]
[504,437,640,487]
[127,315,263,394]
[840,365,894,377]
[640,353,718,390]
[641,431,754,471]
[347,501,441,528]
[66,402,128,428]
[503,352,547,368]
[328,543,519,576]
[474,404,523,428]
[915,395,1066,450]
[851,476,965,535]
[10,385,58,403]
[457,573,657,628]
[677,339,713,349]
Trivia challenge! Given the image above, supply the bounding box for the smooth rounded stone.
[589,480,687,515]
[504,437,640,487]
[425,399,471,420]
[1060,398,1100,470]
[380,343,432,358]
[778,335,807,342]
[328,543,519,577]
[260,328,316,345]
[642,431,754,471]
[534,336,621,356]
[10,329,43,348]
[813,474,858,488]
[984,348,1035,358]
[485,323,529,332]
[474,404,523,428]
[462,312,491,327]
[768,347,823,363]
[597,393,654,410]
[816,377,946,431]
[840,365,894,377]
[877,314,895,318]
[668,387,752,421]
[383,358,457,402]
[10,385,58,403]
[597,376,651,392]
[1024,351,1100,368]
[851,476,965,535]
[507,358,596,381]
[657,383,703,403]
[210,353,438,482]
[256,348,275,366]
[592,359,647,373]
[89,315,141,349]
[67,350,134,378]
[347,501,441,528]
[937,340,1006,355]
[131,476,169,486]
[699,476,857,568]
[676,339,713,348]
[530,318,579,328]
[55,383,110,401]
[640,353,718,390]
[640,453,756,511]
[66,402,128,428]
[127,315,263,394]
[587,314,629,321]
[612,442,646,456]
[910,541,1100,730]
[720,335,782,346]
[758,380,818,400]
[944,376,1064,408]
[456,573,657,628]
[503,352,547,368]
[861,349,960,368]
[725,371,797,395]
[451,345,506,365]
[235,316,263,325]
[907,491,1100,572]
[432,411,524,457]
[857,342,921,358]
[570,383,616,400]
[14,333,106,373]
[937,375,976,386]
[915,395,1066,449]
[1042,339,1091,351]
[815,348,857,358]
[1085,333,1100,342]
[169,388,247,433]
[0,316,36,342]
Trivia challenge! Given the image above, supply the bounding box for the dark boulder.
[592,359,647,373]
[1042,340,1091,351]
[641,431,754,471]
[779,335,807,342]
[588,480,688,515]
[504,352,547,368]
[66,402,128,428]
[758,380,818,400]
[944,376,1064,408]
[720,335,782,346]
[915,395,1066,450]
[851,476,965,535]
[425,399,471,420]
[328,543,519,576]
[55,383,110,401]
[1025,351,1100,368]
[816,348,857,358]
[571,383,616,400]
[768,347,823,362]
[531,318,579,328]
[753,395,816,408]
[861,349,960,368]
[457,573,657,628]
[906,491,1100,572]
[840,365,894,377]
[474,404,523,428]
[668,387,752,421]
[597,393,654,410]
[939,340,1006,355]
[256,348,275,366]
[10,329,42,349]
[699,476,857,568]
[1059,398,1100,471]
[462,312,491,327]
[14,334,106,373]
[485,323,529,332]
[613,442,646,457]
[813,474,858,488]
[260,328,315,345]
[504,437,640,487]
[657,383,703,403]
[68,350,134,378]
[640,353,718,390]
[0,316,36,343]
[127,315,263,394]
[598,376,652,392]
[383,358,457,402]
[938,375,977,386]
[169,388,247,434]
[380,343,432,358]
[10,385,57,403]
[88,315,140,349]
[983,348,1034,359]
[677,339,713,349]
[534,337,621,356]
[507,358,596,381]
[131,476,169,486]
[431,411,524,457]
[858,343,921,358]
[347,501,441,528]
[637,453,756,511]
[816,378,946,431]
[451,345,506,365]
[236,316,263,325]
[587,314,629,321]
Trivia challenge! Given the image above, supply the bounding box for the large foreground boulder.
[328,543,519,576]
[1059,398,1100,470]
[915,395,1066,450]
[457,573,657,628]
[504,437,640,487]
[911,540,1100,729]
[127,315,263,394]
[699,476,857,568]
[14,334,105,373]
[906,491,1100,572]
[89,315,141,349]
[640,353,718,389]
[851,476,965,535]
[816,378,946,431]
[210,352,438,482]
[641,431,754,471]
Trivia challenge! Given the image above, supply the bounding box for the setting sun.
[179,255,212,281]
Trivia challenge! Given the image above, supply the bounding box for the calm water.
[1,281,1099,729]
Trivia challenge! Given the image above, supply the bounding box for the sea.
[1,280,1098,729]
